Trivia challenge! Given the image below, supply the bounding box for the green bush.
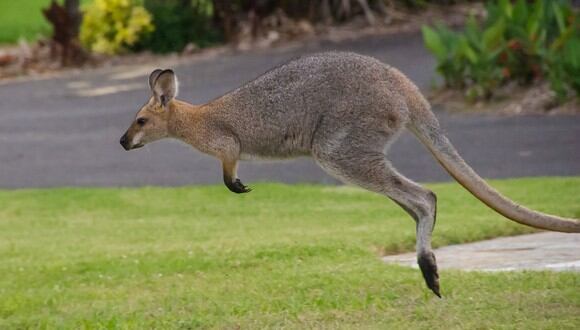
[80,0,154,55]
[137,0,221,53]
[422,0,580,101]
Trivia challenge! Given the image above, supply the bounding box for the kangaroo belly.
[239,151,308,161]
[239,129,313,160]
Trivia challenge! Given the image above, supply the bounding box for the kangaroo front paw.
[226,178,252,194]
[418,251,441,298]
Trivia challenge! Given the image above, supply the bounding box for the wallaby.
[120,52,580,297]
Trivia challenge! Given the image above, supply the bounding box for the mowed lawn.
[1,177,579,328]
[0,1,92,44]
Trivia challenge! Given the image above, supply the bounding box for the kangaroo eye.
[136,118,147,126]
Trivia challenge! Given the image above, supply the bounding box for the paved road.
[0,32,579,188]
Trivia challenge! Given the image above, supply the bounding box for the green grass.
[1,177,579,328]
[0,1,91,44]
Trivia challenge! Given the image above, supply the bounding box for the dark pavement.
[0,32,579,188]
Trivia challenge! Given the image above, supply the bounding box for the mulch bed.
[429,82,580,116]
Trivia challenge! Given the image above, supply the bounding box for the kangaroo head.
[120,69,179,151]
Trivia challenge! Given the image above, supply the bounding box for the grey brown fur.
[120,52,580,297]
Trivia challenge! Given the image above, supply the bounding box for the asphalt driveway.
[0,32,579,188]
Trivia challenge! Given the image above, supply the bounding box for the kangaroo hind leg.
[313,147,440,297]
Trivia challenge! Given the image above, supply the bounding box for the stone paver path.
[383,232,580,272]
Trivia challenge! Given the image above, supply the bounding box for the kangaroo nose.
[120,133,130,150]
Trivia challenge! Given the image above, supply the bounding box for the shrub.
[422,0,580,101]
[80,0,154,55]
[137,0,221,53]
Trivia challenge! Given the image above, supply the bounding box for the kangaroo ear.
[151,69,178,107]
[148,69,163,91]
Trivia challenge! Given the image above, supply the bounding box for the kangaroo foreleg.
[222,159,251,193]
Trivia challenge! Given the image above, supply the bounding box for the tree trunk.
[43,0,87,66]
[356,0,376,25]
[64,0,81,37]
[337,0,351,20]
[212,0,236,42]
[321,0,333,24]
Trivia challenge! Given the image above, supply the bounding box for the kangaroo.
[120,52,580,297]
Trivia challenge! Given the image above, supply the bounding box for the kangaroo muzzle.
[119,133,131,150]
[120,132,144,151]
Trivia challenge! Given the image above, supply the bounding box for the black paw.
[418,251,441,298]
[226,178,252,194]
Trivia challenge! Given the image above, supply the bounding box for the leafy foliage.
[422,0,580,101]
[136,0,221,53]
[80,0,154,55]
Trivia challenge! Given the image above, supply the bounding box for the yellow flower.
[80,0,154,55]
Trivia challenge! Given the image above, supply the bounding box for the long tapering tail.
[410,118,580,233]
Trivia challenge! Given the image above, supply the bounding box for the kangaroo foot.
[226,178,252,194]
[418,251,441,298]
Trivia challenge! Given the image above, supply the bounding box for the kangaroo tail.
[409,114,580,233]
